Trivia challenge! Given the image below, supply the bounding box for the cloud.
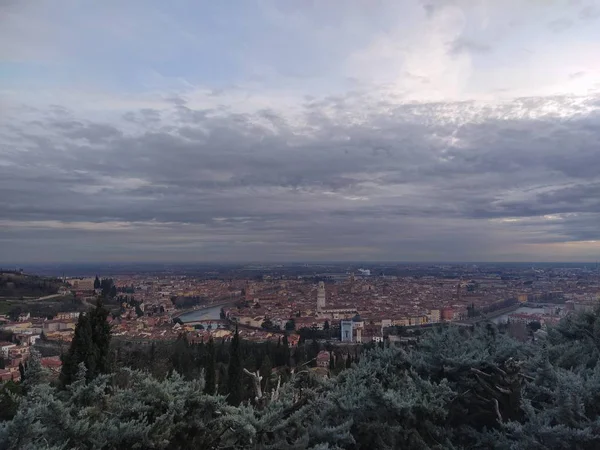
[2,87,600,262]
[579,5,600,20]
[548,18,573,32]
[2,1,600,262]
[449,37,492,55]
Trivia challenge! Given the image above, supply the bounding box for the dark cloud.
[2,91,600,262]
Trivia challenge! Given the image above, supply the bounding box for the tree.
[285,319,295,331]
[170,333,195,379]
[261,318,275,330]
[227,327,243,405]
[93,275,100,290]
[18,362,25,381]
[109,284,117,299]
[89,298,111,375]
[0,380,22,422]
[308,339,320,366]
[204,338,216,395]
[60,313,94,387]
[324,320,330,330]
[282,334,290,366]
[259,355,272,392]
[527,320,542,335]
[60,300,111,387]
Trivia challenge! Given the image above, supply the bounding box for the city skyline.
[2,1,600,263]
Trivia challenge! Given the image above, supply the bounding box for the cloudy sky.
[2,0,600,263]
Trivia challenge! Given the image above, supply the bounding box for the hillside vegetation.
[3,307,600,449]
[0,272,62,300]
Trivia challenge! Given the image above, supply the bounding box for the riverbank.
[174,301,236,322]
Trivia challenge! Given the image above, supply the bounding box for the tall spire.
[317,281,326,312]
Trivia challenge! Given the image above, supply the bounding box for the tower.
[317,281,326,312]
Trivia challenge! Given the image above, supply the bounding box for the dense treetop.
[3,308,600,449]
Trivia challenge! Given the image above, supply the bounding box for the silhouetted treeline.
[109,332,357,405]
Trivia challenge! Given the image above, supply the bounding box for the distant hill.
[0,272,63,299]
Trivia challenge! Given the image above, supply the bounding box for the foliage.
[204,338,216,395]
[0,272,62,298]
[227,327,244,406]
[60,299,111,386]
[4,308,600,449]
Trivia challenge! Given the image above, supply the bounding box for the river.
[490,306,546,324]
[177,305,224,323]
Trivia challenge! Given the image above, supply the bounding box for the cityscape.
[3,0,600,447]
[3,262,600,384]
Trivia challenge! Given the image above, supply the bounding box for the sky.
[2,0,600,264]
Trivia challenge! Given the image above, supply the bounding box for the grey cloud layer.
[2,92,600,262]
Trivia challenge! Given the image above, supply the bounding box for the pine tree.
[227,326,243,405]
[204,338,216,395]
[93,275,100,290]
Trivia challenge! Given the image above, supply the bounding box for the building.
[0,369,20,383]
[0,341,17,358]
[340,315,364,343]
[441,307,455,321]
[55,312,80,320]
[341,320,353,342]
[41,356,62,376]
[68,278,95,291]
[317,281,326,312]
[316,350,331,368]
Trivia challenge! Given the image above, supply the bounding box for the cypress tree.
[282,333,290,367]
[89,299,111,377]
[60,300,111,387]
[18,362,25,382]
[259,355,272,392]
[204,338,216,395]
[93,276,100,290]
[60,313,93,387]
[227,326,243,405]
[309,339,320,365]
[149,342,156,365]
